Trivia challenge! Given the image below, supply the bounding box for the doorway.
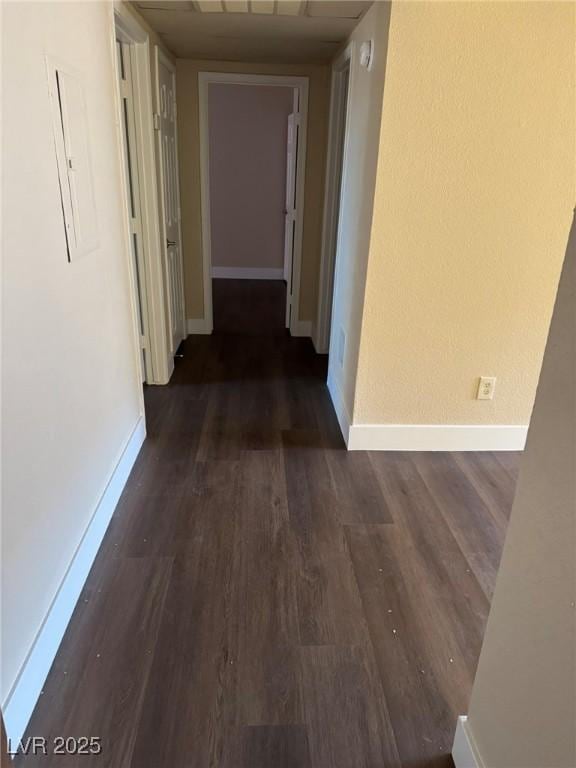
[115,35,151,382]
[155,50,187,354]
[315,44,353,354]
[113,4,185,386]
[198,73,309,337]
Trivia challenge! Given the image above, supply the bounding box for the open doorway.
[115,34,151,382]
[198,73,309,337]
[113,5,184,387]
[315,43,353,354]
[155,50,187,354]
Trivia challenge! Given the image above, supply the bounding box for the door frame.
[115,36,152,384]
[113,3,172,384]
[314,42,355,354]
[155,46,187,354]
[198,71,309,336]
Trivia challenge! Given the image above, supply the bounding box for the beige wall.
[176,58,330,321]
[208,83,293,271]
[327,1,392,420]
[353,1,575,426]
[463,214,575,767]
[1,1,142,700]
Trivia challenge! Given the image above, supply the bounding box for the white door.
[284,111,300,329]
[156,49,186,354]
[116,38,151,383]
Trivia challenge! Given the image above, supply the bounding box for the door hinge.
[153,112,161,130]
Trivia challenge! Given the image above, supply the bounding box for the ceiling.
[133,1,373,63]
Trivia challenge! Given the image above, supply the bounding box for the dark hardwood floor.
[212,277,287,336]
[16,280,520,767]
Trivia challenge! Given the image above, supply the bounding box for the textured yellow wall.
[354,0,575,426]
[176,59,330,322]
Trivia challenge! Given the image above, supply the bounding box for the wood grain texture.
[300,645,400,767]
[232,725,311,768]
[15,281,519,767]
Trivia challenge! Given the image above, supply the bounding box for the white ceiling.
[133,0,373,63]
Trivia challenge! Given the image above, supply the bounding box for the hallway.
[17,282,518,768]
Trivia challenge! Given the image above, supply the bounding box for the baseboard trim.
[327,370,351,445]
[312,335,328,354]
[347,423,528,451]
[291,320,312,338]
[311,322,327,354]
[453,716,485,768]
[211,266,284,280]
[2,416,146,750]
[187,318,212,335]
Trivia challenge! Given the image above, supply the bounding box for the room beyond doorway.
[199,72,309,336]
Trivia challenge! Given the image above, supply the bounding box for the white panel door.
[116,39,151,383]
[156,50,186,354]
[284,111,300,328]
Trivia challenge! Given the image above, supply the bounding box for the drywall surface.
[354,1,575,425]
[464,215,575,767]
[176,58,330,322]
[326,1,392,420]
[208,83,293,271]
[1,1,142,701]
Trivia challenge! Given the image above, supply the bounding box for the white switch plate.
[338,328,346,368]
[477,376,496,400]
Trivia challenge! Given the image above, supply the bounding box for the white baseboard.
[453,716,485,768]
[347,423,528,451]
[187,317,212,335]
[2,416,146,750]
[312,335,328,354]
[211,266,284,280]
[291,320,312,338]
[311,322,327,354]
[327,370,351,445]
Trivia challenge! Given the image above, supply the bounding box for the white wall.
[459,214,576,767]
[1,0,142,706]
[327,2,392,427]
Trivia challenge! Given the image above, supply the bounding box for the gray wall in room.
[208,83,293,271]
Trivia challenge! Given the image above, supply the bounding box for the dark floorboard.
[16,280,520,767]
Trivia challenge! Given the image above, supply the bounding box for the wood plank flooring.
[16,280,520,767]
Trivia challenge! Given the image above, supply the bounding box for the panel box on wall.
[46,57,99,261]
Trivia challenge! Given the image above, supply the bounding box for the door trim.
[115,37,152,383]
[198,71,309,337]
[113,4,172,384]
[155,46,187,355]
[314,42,355,354]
